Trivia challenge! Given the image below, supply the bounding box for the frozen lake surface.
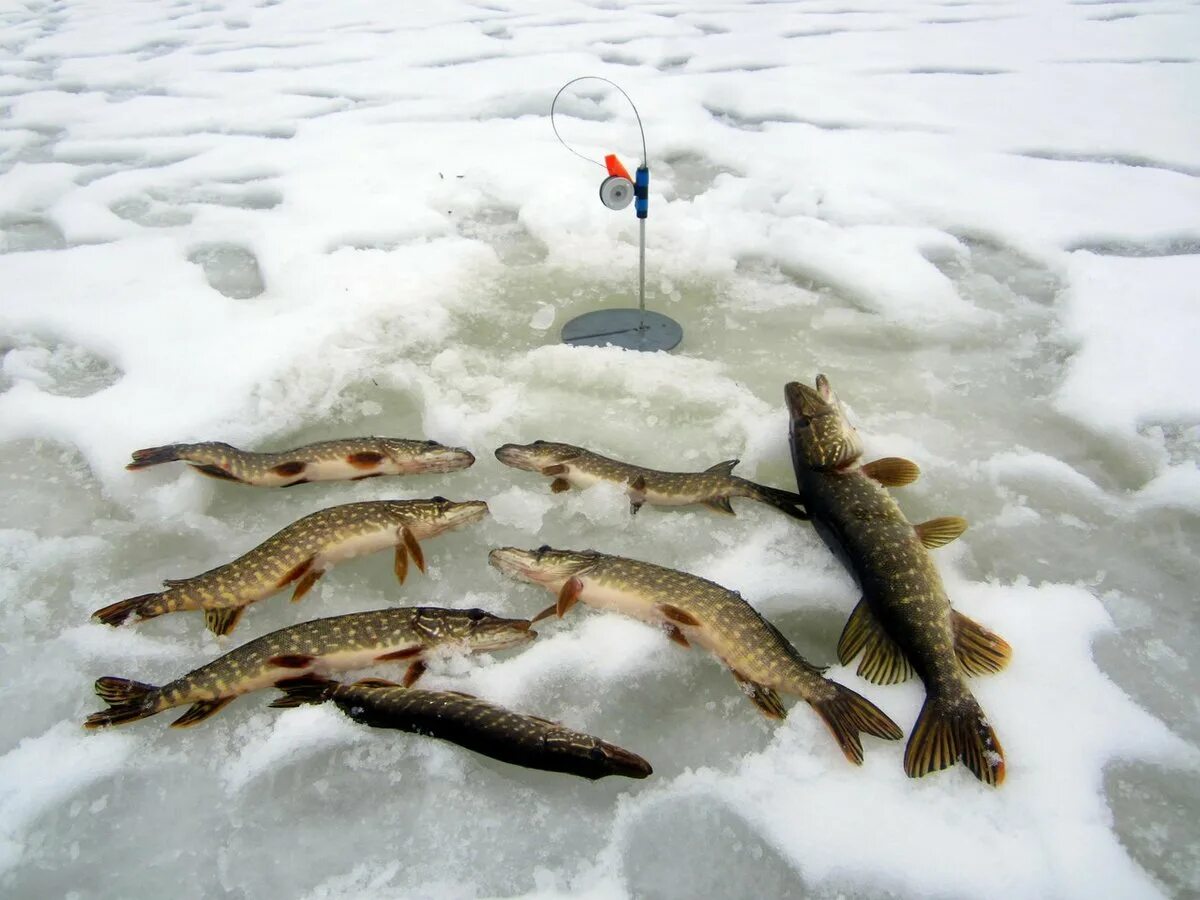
[1,0,1198,897]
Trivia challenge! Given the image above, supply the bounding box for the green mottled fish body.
[494,442,805,518]
[488,547,901,764]
[84,607,535,729]
[128,438,475,486]
[92,499,487,635]
[786,375,1010,786]
[271,678,652,780]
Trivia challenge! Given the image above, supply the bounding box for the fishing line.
[550,75,648,170]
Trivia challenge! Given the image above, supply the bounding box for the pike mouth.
[444,501,489,528]
[493,445,540,471]
[473,621,537,652]
[416,449,476,473]
[488,547,541,582]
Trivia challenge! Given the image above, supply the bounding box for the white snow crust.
[1,1,1198,898]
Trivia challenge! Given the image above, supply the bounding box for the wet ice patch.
[0,335,121,397]
[187,242,264,298]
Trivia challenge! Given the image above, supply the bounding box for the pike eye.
[466,608,486,621]
[588,747,605,762]
[533,440,545,446]
[796,415,810,427]
[536,544,551,554]
[432,496,448,503]
[424,440,437,446]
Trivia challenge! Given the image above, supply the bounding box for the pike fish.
[488,546,901,765]
[271,677,653,781]
[127,437,475,487]
[786,375,1011,786]
[495,441,806,518]
[84,607,534,729]
[92,498,487,636]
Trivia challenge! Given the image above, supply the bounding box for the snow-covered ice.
[1,0,1199,897]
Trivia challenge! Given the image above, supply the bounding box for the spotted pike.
[271,676,652,781]
[91,498,487,636]
[786,375,1011,786]
[495,441,806,518]
[488,546,901,765]
[127,437,474,487]
[83,607,534,729]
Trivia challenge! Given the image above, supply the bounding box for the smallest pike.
[84,607,534,729]
[495,441,806,519]
[127,437,475,487]
[272,677,653,781]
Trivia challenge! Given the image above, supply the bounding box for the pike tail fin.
[84,677,161,729]
[269,675,337,709]
[91,593,163,627]
[809,682,904,765]
[127,445,185,470]
[905,692,1005,787]
[739,480,808,520]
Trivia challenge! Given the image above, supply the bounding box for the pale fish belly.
[576,578,672,629]
[290,458,406,481]
[312,528,400,570]
[200,642,425,698]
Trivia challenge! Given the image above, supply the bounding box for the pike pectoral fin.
[915,516,968,549]
[732,670,787,720]
[658,603,701,627]
[376,646,422,661]
[542,464,567,476]
[271,461,306,477]
[664,624,690,648]
[170,696,235,727]
[703,496,736,516]
[557,577,583,618]
[394,544,408,584]
[401,526,425,574]
[531,603,558,624]
[402,660,427,687]
[291,569,322,602]
[356,677,402,688]
[551,477,571,494]
[837,599,915,685]
[861,457,920,487]
[204,606,245,637]
[268,654,316,668]
[951,610,1012,675]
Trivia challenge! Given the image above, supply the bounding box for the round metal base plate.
[560,308,683,352]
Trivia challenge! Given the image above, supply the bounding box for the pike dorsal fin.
[705,459,739,476]
[837,598,915,685]
[205,606,244,637]
[951,610,1012,676]
[170,696,235,727]
[915,516,968,549]
[861,457,920,488]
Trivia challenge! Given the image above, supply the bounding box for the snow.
[1,0,1199,897]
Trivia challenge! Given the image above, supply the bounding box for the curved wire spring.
[550,76,648,170]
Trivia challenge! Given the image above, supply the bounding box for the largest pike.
[271,677,653,781]
[786,375,1011,786]
[495,441,806,518]
[127,437,475,487]
[84,606,534,729]
[489,546,901,765]
[92,499,487,636]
